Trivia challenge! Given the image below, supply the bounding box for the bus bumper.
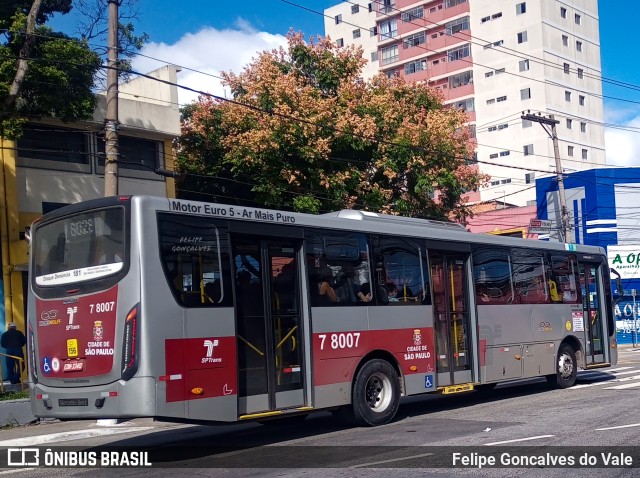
[30,377,156,419]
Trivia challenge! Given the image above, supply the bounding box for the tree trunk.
[3,0,44,111]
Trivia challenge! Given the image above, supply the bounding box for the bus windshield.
[33,207,125,286]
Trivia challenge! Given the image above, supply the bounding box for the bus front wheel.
[547,343,577,389]
[351,359,400,426]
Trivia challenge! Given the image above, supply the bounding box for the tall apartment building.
[324,0,605,206]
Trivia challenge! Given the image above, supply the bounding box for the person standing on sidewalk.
[1,322,26,384]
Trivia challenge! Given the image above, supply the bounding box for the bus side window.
[305,231,371,307]
[372,235,430,305]
[157,214,232,308]
[472,247,514,305]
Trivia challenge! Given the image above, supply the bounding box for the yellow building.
[0,66,181,379]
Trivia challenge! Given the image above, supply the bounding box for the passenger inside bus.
[356,282,372,303]
[309,260,338,306]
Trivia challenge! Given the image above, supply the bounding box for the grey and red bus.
[28,195,618,426]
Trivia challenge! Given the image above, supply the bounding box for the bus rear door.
[429,251,475,388]
[231,233,308,417]
[579,260,610,367]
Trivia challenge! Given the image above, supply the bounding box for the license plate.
[58,398,88,407]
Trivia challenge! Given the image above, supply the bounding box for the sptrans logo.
[6,448,151,467]
[202,339,222,364]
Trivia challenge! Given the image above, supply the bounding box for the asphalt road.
[1,347,639,478]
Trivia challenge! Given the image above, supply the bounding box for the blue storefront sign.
[614,298,640,346]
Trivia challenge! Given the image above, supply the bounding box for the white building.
[324,0,605,206]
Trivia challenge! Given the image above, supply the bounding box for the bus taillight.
[121,304,140,381]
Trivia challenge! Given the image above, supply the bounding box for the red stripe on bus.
[312,328,435,387]
[164,337,237,402]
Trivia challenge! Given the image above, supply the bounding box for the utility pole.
[104,0,120,196]
[521,112,573,243]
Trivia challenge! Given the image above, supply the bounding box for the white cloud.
[131,20,287,105]
[604,103,640,166]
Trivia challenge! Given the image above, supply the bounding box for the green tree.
[176,32,487,220]
[0,0,101,137]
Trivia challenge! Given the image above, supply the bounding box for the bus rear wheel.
[547,343,577,389]
[351,359,400,426]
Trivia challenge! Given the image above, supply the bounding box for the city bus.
[27,195,618,426]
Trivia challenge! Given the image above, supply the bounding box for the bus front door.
[580,261,607,366]
[232,237,306,415]
[429,252,473,387]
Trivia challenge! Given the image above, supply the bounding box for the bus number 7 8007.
[319,332,361,350]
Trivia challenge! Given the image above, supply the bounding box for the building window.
[495,67,505,75]
[564,63,570,74]
[519,59,530,71]
[566,118,572,129]
[497,95,507,102]
[336,38,344,48]
[525,172,535,184]
[582,149,588,160]
[370,26,378,36]
[565,91,571,101]
[445,0,467,7]
[580,122,586,133]
[488,126,497,132]
[517,31,528,44]
[353,29,361,39]
[379,19,398,39]
[368,3,373,12]
[403,31,426,48]
[520,88,531,100]
[98,135,161,174]
[351,4,359,14]
[500,151,510,156]
[498,123,508,130]
[487,98,495,105]
[455,98,475,112]
[575,13,581,25]
[492,12,502,19]
[577,68,584,79]
[576,40,583,52]
[371,51,378,62]
[404,59,427,75]
[401,6,423,22]
[491,180,500,186]
[522,119,532,128]
[562,35,568,46]
[445,16,470,35]
[485,71,494,77]
[516,2,526,15]
[381,44,399,64]
[335,14,342,24]
[523,144,534,156]
[579,95,585,106]
[481,16,490,23]
[17,124,91,172]
[500,178,511,183]
[447,44,471,62]
[568,146,574,156]
[490,153,499,159]
[378,0,395,14]
[449,70,473,88]
[560,7,567,18]
[493,40,504,47]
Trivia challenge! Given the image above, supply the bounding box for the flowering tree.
[177,32,487,219]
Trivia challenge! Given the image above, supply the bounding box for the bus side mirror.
[610,268,623,300]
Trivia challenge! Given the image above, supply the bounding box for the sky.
[49,1,640,167]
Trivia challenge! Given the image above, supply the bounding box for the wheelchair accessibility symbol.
[425,374,433,389]
[42,357,52,374]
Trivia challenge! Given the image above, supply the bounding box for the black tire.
[351,359,400,426]
[547,343,577,389]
